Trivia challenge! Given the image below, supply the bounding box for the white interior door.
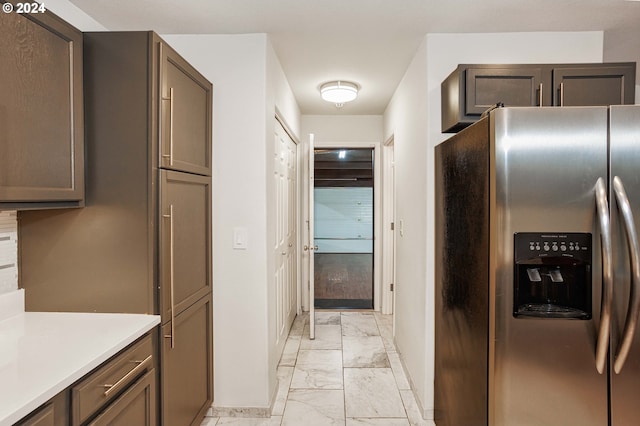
[274,119,297,352]
[307,134,316,340]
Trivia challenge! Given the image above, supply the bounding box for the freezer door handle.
[595,177,613,374]
[612,176,640,374]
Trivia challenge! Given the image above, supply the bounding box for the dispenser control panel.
[513,232,592,320]
[514,232,591,263]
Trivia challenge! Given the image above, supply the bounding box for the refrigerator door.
[609,105,640,425]
[490,107,609,426]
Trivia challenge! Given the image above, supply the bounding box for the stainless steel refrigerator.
[435,105,640,426]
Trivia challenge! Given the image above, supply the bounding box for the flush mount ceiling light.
[320,81,359,104]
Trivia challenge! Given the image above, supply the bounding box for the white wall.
[383,36,430,415]
[301,115,383,143]
[384,31,604,419]
[45,0,107,30]
[163,34,300,411]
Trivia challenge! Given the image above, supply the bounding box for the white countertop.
[0,305,160,425]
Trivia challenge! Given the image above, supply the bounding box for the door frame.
[382,136,396,315]
[300,140,385,312]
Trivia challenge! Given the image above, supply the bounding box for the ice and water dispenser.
[513,233,592,319]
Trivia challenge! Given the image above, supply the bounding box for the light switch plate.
[233,227,248,250]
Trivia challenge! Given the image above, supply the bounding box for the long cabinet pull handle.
[595,177,613,374]
[612,176,640,374]
[162,205,176,348]
[161,87,174,165]
[559,82,565,107]
[538,82,543,107]
[102,355,152,398]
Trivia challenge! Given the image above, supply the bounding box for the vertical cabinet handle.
[538,82,543,107]
[559,82,565,107]
[163,204,176,348]
[595,177,613,374]
[612,176,640,374]
[162,87,174,166]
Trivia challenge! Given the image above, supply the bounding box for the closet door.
[159,43,212,176]
[159,170,212,322]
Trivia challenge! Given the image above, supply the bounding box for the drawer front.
[71,335,154,425]
[88,370,156,426]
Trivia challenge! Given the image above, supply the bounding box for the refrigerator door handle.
[612,176,640,374]
[595,177,614,374]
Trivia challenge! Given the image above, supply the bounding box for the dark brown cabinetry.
[0,3,84,209]
[71,335,156,426]
[19,31,213,426]
[15,392,67,426]
[442,62,636,132]
[552,65,635,107]
[161,296,213,426]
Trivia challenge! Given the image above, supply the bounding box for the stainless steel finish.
[162,87,174,165]
[102,355,153,397]
[491,107,608,425]
[559,82,565,106]
[163,205,176,349]
[609,105,640,426]
[435,117,490,426]
[612,176,640,374]
[595,177,613,374]
[436,105,640,426]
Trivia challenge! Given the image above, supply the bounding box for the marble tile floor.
[201,311,435,426]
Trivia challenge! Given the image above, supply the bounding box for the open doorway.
[313,148,374,309]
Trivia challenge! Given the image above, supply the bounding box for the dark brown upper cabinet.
[442,62,636,133]
[552,65,635,107]
[0,3,84,208]
[160,44,212,176]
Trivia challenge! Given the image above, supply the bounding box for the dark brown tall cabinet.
[19,32,213,426]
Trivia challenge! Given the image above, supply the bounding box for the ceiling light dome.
[320,81,359,103]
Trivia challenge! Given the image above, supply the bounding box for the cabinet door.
[159,42,212,176]
[16,392,68,426]
[553,64,635,106]
[160,170,212,321]
[0,5,84,204]
[16,404,54,426]
[465,66,547,115]
[88,370,157,426]
[161,295,213,426]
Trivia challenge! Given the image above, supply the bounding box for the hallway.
[201,312,434,425]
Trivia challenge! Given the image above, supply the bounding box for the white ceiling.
[68,0,640,115]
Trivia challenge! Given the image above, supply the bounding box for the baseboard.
[210,375,279,419]
[396,346,434,421]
